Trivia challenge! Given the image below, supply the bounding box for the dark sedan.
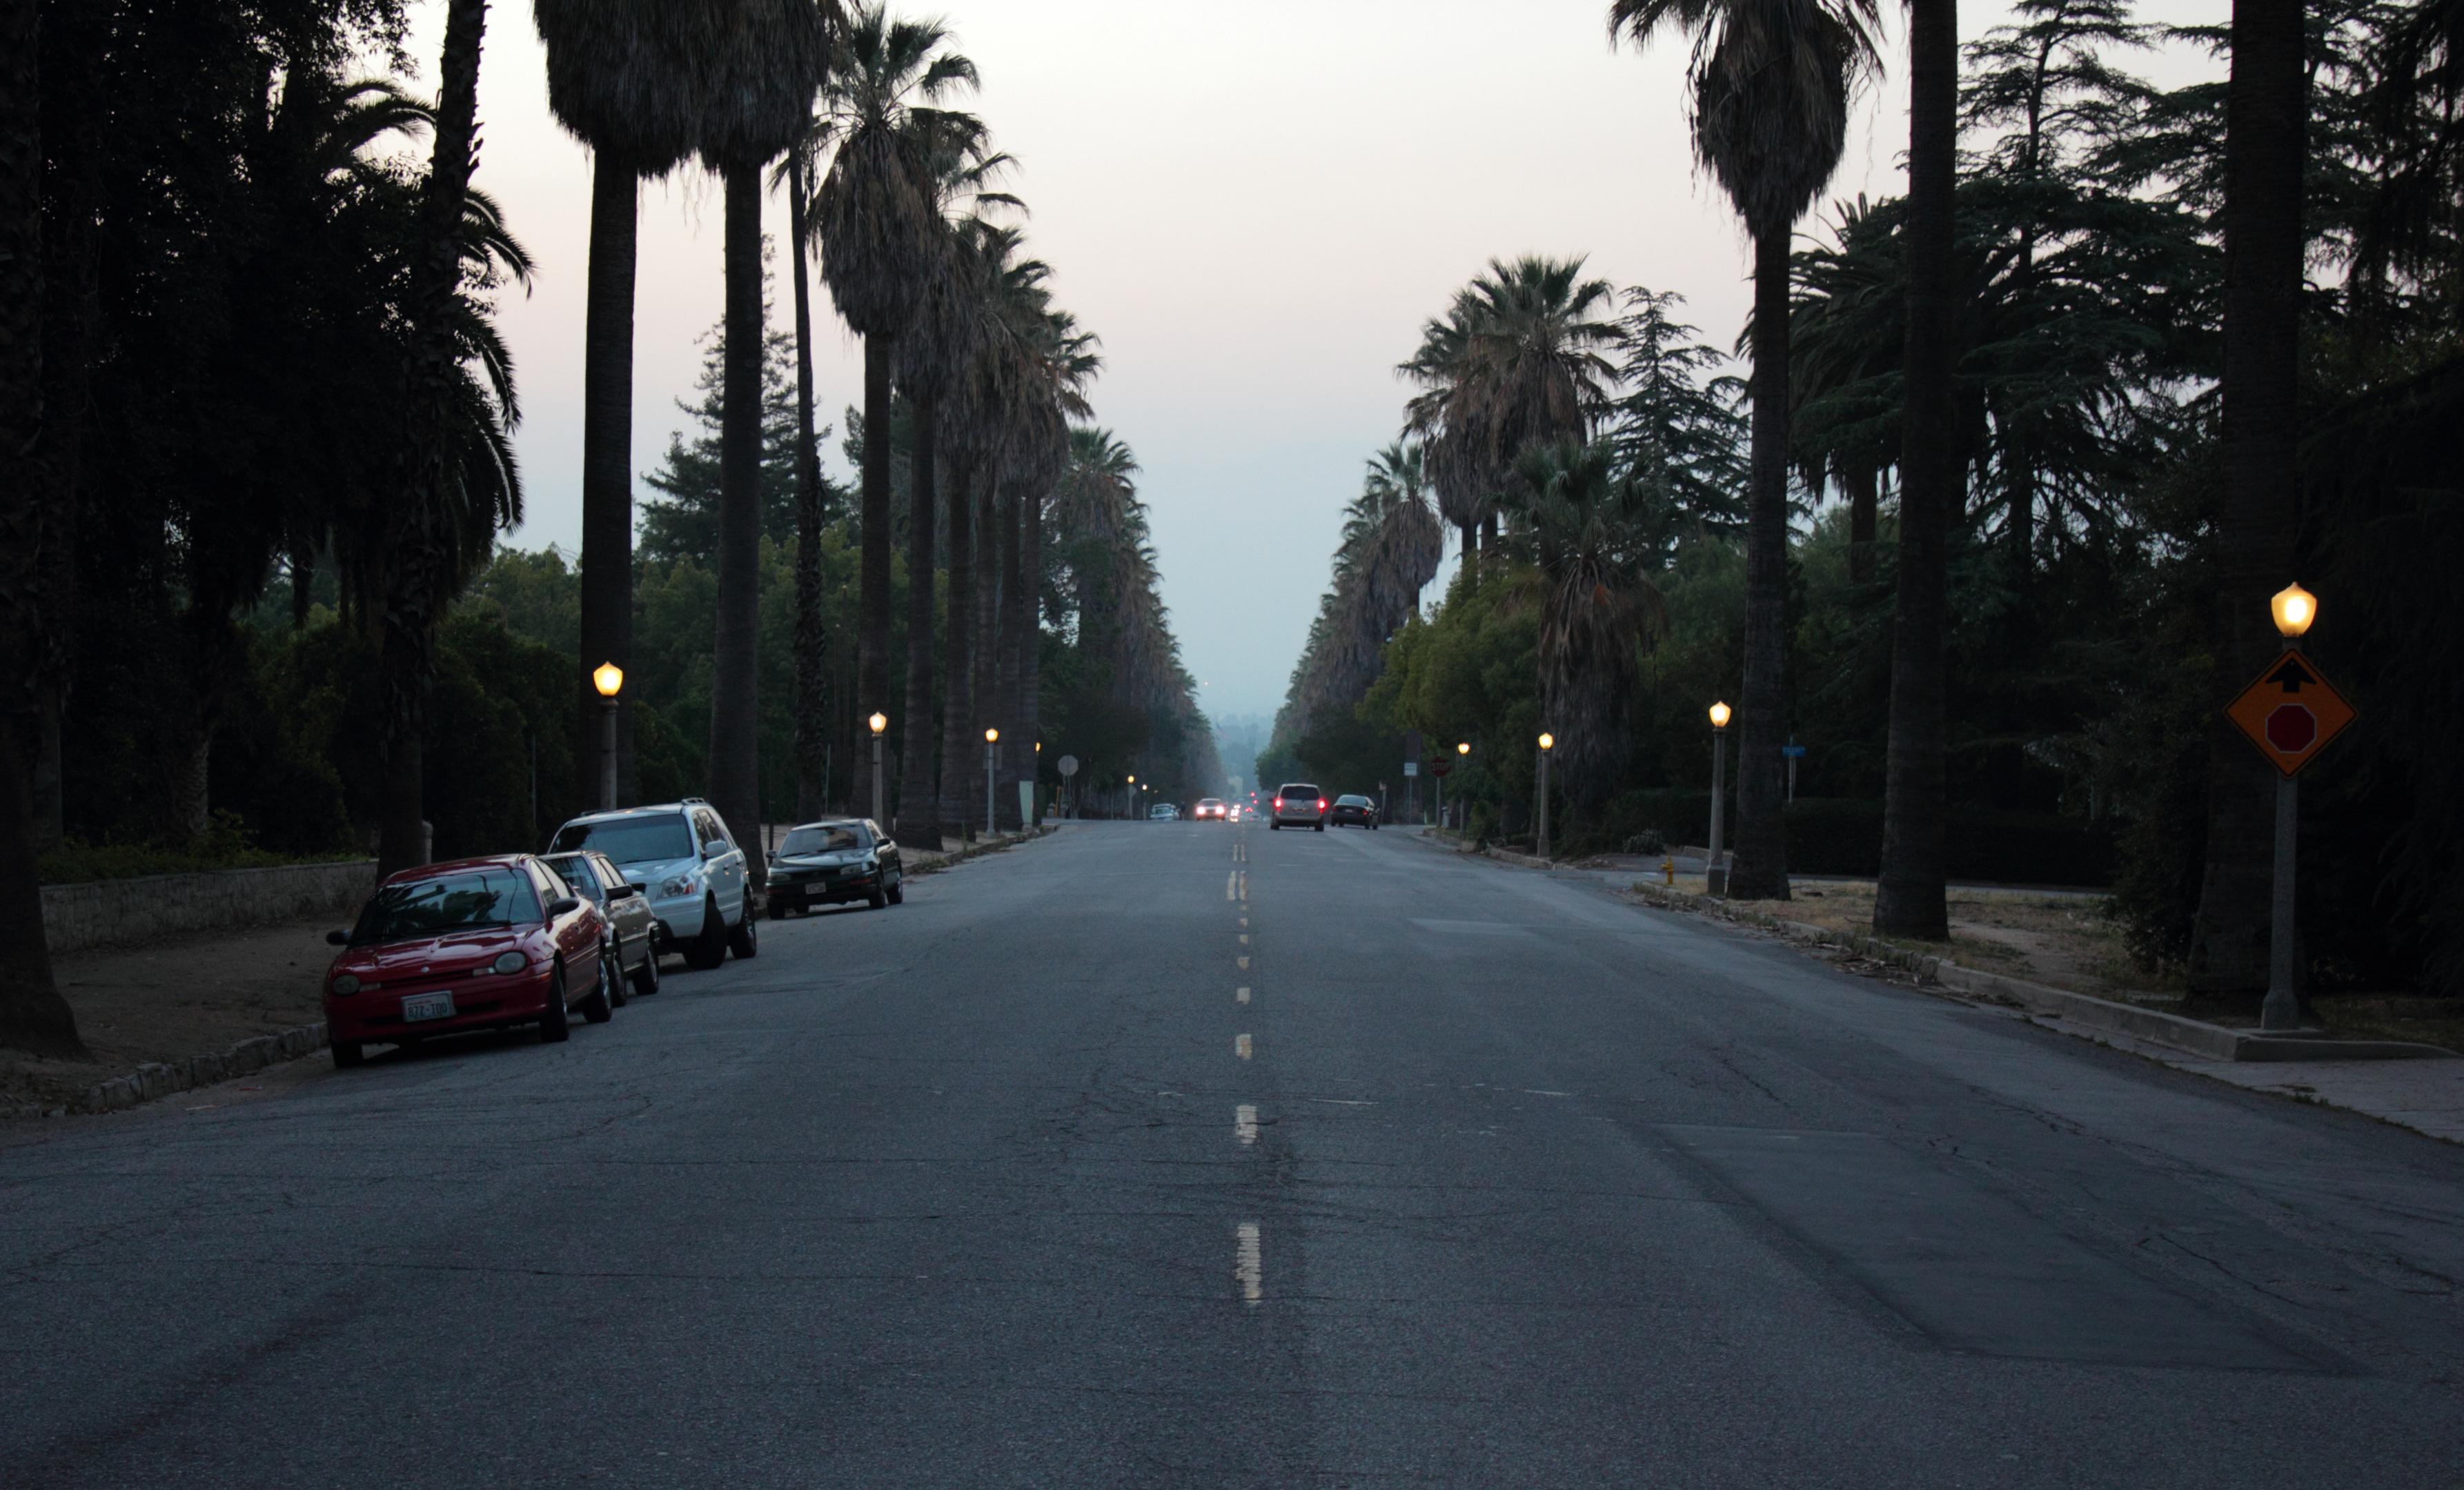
[1330,794,1380,829]
[767,819,905,915]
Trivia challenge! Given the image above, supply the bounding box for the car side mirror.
[607,884,638,900]
[703,842,725,860]
[326,929,349,946]
[546,897,580,917]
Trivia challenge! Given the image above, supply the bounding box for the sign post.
[1782,739,1807,803]
[1056,754,1079,820]
[2225,586,2353,1031]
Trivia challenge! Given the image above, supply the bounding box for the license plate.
[401,991,455,1023]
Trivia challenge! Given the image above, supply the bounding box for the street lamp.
[2263,585,2316,1031]
[1126,773,1136,822]
[1535,732,1555,862]
[1707,702,1732,897]
[868,711,888,826]
[985,727,1001,840]
[591,662,624,811]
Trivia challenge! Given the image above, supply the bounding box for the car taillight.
[1318,798,1328,811]
[1273,798,1283,810]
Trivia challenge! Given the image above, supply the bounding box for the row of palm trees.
[536,1,1136,882]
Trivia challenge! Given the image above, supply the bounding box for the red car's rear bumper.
[326,969,558,1045]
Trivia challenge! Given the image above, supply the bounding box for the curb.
[6,1020,332,1121]
[906,824,1056,878]
[1621,880,2455,1065]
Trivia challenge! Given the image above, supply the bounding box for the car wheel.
[886,872,904,906]
[1270,823,1281,831]
[580,949,615,1023]
[728,894,759,959]
[767,895,787,921]
[628,937,661,998]
[540,964,572,1043]
[332,1039,364,1069]
[604,940,628,1009]
[1314,822,1325,833]
[867,884,888,910]
[683,897,727,970]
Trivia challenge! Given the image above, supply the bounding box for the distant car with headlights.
[547,799,754,971]
[542,849,660,999]
[1194,797,1228,820]
[766,818,903,915]
[1271,782,1329,831]
[1147,802,1181,822]
[322,855,613,1068]
[1330,794,1379,829]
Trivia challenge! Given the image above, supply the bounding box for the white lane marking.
[1306,1097,1376,1106]
[1239,933,1251,945]
[1235,1104,1259,1145]
[1234,1033,1253,1060]
[1525,1089,1570,1097]
[1236,986,1250,1004]
[1235,1222,1263,1304]
[1238,955,1250,970]
[1239,871,1248,902]
[1240,916,1249,928]
[1225,871,1238,902]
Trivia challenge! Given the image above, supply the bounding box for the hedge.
[1590,791,2114,888]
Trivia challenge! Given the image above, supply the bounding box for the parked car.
[1271,782,1329,831]
[1148,802,1181,821]
[547,799,756,971]
[1330,794,1379,829]
[766,819,903,915]
[1194,797,1228,821]
[323,855,614,1068]
[542,849,660,999]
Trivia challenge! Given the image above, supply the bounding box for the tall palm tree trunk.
[894,389,941,848]
[1459,521,1478,585]
[1875,0,1958,940]
[789,152,827,820]
[1846,463,1878,585]
[936,457,976,839]
[0,0,83,1059]
[2189,0,2307,992]
[856,335,896,761]
[378,0,487,877]
[974,482,999,808]
[707,160,765,890]
[1019,482,1045,825]
[994,487,1025,829]
[1728,227,1795,901]
[577,155,638,811]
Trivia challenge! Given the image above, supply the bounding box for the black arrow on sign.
[2265,657,2317,693]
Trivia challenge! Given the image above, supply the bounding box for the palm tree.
[0,0,87,1057]
[1400,257,1621,585]
[694,0,831,888]
[532,0,705,808]
[1009,309,1100,824]
[1612,0,1883,902]
[377,0,501,875]
[786,146,829,817]
[1276,441,1445,744]
[812,4,978,801]
[2187,0,2309,991]
[1873,0,1961,940]
[1501,438,1666,816]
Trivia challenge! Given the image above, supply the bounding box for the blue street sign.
[1781,744,1808,758]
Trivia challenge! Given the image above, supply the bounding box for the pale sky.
[407,0,2223,723]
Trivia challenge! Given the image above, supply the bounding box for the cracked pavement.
[2,820,2460,1487]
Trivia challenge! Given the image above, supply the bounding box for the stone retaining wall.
[41,860,377,954]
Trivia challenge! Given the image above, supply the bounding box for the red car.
[323,855,615,1068]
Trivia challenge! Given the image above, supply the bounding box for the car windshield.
[1339,796,1370,806]
[779,825,863,855]
[351,868,540,946]
[1281,784,1321,799]
[540,855,601,899]
[549,814,692,863]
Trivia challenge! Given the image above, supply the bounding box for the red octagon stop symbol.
[2267,704,2317,753]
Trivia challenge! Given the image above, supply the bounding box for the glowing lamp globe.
[2271,583,2317,639]
[591,662,624,699]
[1709,702,1733,730]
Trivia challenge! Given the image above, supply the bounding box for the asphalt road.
[3,820,2461,1489]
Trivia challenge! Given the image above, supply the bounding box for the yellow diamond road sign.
[2225,648,2355,777]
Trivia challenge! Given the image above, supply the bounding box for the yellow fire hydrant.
[1662,855,1675,886]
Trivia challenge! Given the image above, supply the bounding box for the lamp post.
[591,663,624,811]
[868,711,888,826]
[985,727,1001,841]
[1126,773,1136,822]
[1535,733,1555,862]
[1707,702,1732,897]
[1451,740,1469,831]
[2263,583,2316,1032]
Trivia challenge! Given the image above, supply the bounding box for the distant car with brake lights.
[1194,797,1228,820]
[1271,782,1330,831]
[1330,794,1379,829]
[322,855,616,1068]
[767,818,904,915]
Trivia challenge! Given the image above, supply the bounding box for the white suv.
[547,799,756,971]
[1271,782,1328,831]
